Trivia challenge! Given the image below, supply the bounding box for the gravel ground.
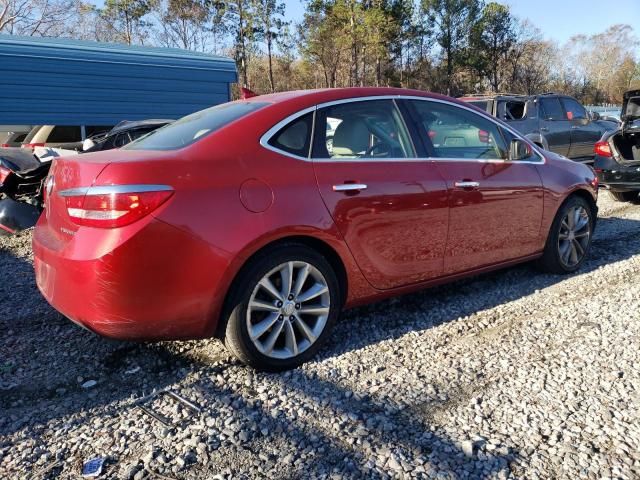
[1,192,639,479]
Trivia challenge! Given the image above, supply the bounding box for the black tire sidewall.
[224,244,341,371]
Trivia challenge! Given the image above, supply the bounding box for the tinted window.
[127,102,268,151]
[268,112,313,157]
[312,100,414,159]
[129,127,157,141]
[561,98,587,120]
[410,100,507,159]
[114,133,131,147]
[539,98,566,121]
[48,126,81,143]
[504,100,526,120]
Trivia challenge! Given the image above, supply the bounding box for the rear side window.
[127,102,269,150]
[560,98,587,120]
[539,98,565,121]
[267,112,313,157]
[467,100,488,111]
[48,126,81,142]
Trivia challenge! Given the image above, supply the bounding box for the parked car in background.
[83,119,173,153]
[461,93,618,163]
[21,125,112,151]
[594,90,640,202]
[1,130,30,148]
[0,120,169,235]
[33,88,598,371]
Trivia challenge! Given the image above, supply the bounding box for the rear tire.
[223,244,341,371]
[537,195,594,274]
[609,190,639,202]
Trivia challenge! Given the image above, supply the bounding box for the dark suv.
[461,93,618,163]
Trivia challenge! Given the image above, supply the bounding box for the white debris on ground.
[1,193,639,479]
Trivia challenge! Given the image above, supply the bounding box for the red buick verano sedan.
[33,88,598,370]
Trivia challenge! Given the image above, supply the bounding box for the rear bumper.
[33,216,231,340]
[596,168,640,191]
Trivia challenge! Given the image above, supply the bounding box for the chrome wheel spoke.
[573,238,585,256]
[297,283,328,303]
[294,314,317,343]
[259,277,283,301]
[574,230,590,238]
[249,298,279,312]
[280,261,294,298]
[262,319,285,354]
[293,263,310,297]
[298,305,330,316]
[284,319,298,356]
[569,242,579,264]
[250,312,279,340]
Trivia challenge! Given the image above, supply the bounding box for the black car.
[83,119,173,152]
[594,90,640,202]
[461,93,618,163]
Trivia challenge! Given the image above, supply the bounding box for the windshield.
[125,102,269,150]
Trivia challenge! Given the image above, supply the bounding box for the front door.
[405,99,544,274]
[538,97,571,157]
[312,98,449,290]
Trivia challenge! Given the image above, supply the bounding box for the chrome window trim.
[259,95,545,164]
[58,184,173,197]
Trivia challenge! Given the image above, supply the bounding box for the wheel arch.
[215,234,349,338]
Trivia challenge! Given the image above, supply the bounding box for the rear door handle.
[454,181,480,189]
[332,183,367,192]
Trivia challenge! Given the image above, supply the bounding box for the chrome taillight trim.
[58,184,174,197]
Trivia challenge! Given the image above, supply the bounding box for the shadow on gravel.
[318,215,640,361]
[2,214,640,476]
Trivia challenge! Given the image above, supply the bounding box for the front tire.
[609,190,639,202]
[537,195,594,274]
[223,244,341,371]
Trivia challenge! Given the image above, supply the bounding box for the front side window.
[127,101,268,151]
[561,98,587,120]
[312,100,414,159]
[539,98,566,121]
[409,100,507,159]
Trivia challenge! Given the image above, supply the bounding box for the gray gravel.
[1,192,639,479]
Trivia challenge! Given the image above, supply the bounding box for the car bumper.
[596,167,640,191]
[33,216,230,340]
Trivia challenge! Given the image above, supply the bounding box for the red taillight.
[22,143,45,149]
[594,140,612,157]
[478,129,490,143]
[0,143,10,148]
[0,165,11,184]
[61,186,173,228]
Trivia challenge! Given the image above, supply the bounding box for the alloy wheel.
[246,261,331,360]
[557,205,591,268]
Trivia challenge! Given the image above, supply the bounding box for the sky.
[283,0,640,45]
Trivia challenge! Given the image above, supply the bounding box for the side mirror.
[590,111,600,121]
[510,139,532,161]
[82,138,96,151]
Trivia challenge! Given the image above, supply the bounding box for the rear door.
[405,98,544,274]
[561,97,602,160]
[538,97,571,156]
[312,98,449,289]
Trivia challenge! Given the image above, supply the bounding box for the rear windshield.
[126,102,269,150]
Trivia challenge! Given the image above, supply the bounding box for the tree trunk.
[267,33,275,92]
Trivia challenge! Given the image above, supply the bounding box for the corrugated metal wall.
[0,35,237,125]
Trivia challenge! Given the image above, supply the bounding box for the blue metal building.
[0,35,237,125]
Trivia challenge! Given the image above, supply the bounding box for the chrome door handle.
[332,183,367,192]
[454,181,480,189]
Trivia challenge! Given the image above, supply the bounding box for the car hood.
[0,147,41,173]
